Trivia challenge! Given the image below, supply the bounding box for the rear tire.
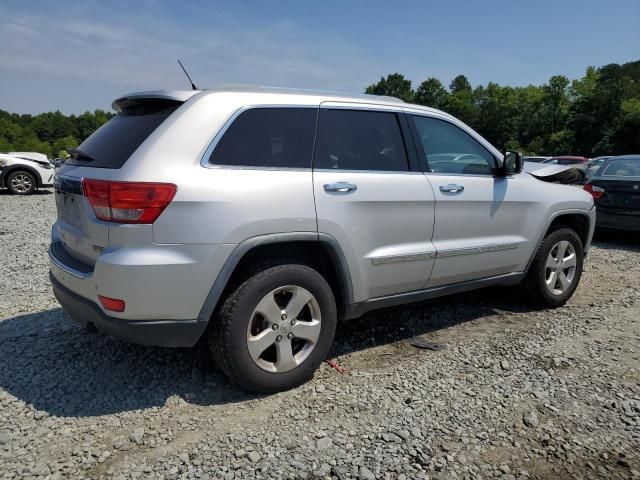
[522,228,584,307]
[209,262,337,393]
[6,171,36,195]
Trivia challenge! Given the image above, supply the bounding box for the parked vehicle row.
[49,86,596,393]
[0,152,55,195]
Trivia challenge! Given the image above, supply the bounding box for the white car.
[0,153,55,195]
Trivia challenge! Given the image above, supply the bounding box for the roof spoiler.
[112,90,200,112]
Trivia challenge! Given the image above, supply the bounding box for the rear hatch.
[590,158,640,212]
[591,178,640,211]
[53,94,189,267]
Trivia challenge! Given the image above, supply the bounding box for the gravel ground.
[1,188,639,480]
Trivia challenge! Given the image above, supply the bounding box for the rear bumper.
[596,208,640,232]
[50,271,208,347]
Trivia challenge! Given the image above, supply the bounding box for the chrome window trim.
[436,242,522,258]
[424,172,512,179]
[200,104,319,169]
[370,251,436,265]
[203,165,311,172]
[319,101,404,113]
[314,168,423,176]
[315,104,412,173]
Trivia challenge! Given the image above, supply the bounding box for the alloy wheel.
[545,240,577,295]
[246,285,321,373]
[10,174,33,193]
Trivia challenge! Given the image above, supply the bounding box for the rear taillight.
[82,179,177,224]
[583,183,605,199]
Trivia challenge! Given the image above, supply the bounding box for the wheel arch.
[196,233,354,326]
[2,164,42,188]
[524,209,593,273]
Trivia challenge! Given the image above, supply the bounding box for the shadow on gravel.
[0,287,535,417]
[592,229,640,251]
[0,189,53,196]
[331,285,534,358]
[0,308,251,417]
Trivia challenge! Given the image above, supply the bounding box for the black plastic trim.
[196,232,354,324]
[398,113,422,172]
[343,272,525,320]
[50,272,207,348]
[53,175,84,195]
[50,241,94,276]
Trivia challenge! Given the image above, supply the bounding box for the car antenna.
[177,59,198,90]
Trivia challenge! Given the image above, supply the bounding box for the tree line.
[366,60,640,156]
[0,109,113,159]
[0,59,638,159]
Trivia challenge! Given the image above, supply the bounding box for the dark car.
[585,156,611,179]
[583,155,640,231]
[543,156,590,165]
[523,156,551,163]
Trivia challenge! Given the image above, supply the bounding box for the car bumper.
[596,208,640,232]
[50,271,208,347]
[49,223,235,320]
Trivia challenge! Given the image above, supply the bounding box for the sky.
[0,0,638,114]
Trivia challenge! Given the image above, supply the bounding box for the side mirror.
[502,151,523,175]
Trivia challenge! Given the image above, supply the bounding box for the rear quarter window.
[208,108,317,168]
[66,100,181,169]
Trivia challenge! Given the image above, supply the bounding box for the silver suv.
[49,86,595,392]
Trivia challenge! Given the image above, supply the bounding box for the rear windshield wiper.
[68,148,96,162]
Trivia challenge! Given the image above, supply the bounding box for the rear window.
[209,108,317,168]
[66,100,181,169]
[600,159,640,177]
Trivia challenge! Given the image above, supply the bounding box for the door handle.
[324,182,358,193]
[439,184,464,193]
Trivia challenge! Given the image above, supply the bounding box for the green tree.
[445,75,479,129]
[542,75,571,140]
[413,78,449,109]
[52,135,79,158]
[0,108,112,158]
[449,75,472,93]
[365,73,414,102]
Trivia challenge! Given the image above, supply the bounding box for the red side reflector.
[82,179,177,224]
[98,295,126,312]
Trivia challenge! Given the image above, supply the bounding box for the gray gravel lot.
[1,188,639,480]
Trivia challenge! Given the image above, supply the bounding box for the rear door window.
[66,100,181,169]
[313,109,409,171]
[209,108,317,168]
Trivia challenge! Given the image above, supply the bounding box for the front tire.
[6,171,36,195]
[522,227,584,307]
[209,262,337,393]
